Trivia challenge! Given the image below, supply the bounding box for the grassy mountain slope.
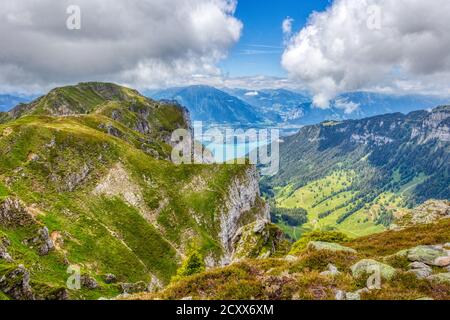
[264,107,449,238]
[0,83,269,300]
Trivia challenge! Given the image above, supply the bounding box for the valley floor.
[274,170,419,239]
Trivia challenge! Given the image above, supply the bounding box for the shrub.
[172,250,205,281]
[290,231,350,255]
[271,207,308,227]
[289,249,358,273]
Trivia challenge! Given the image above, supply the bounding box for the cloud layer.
[0,0,242,92]
[282,0,450,107]
[282,17,294,36]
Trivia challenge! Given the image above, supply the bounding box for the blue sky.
[220,0,331,77]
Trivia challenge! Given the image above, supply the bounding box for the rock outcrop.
[80,275,98,290]
[351,259,397,280]
[401,245,450,267]
[231,220,286,261]
[219,167,270,265]
[0,236,13,262]
[24,227,55,256]
[396,244,450,281]
[409,200,450,225]
[393,200,450,229]
[412,106,450,144]
[0,198,35,228]
[93,163,150,221]
[64,163,91,192]
[0,265,35,300]
[408,262,433,279]
[428,273,450,284]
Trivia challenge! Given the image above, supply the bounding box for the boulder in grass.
[0,198,35,228]
[409,268,433,279]
[335,290,346,300]
[427,273,450,284]
[104,274,117,284]
[406,246,450,267]
[80,275,98,290]
[408,262,433,279]
[23,227,55,256]
[0,265,35,300]
[351,259,397,280]
[320,264,341,277]
[434,256,450,267]
[409,262,432,270]
[0,237,13,262]
[307,241,356,253]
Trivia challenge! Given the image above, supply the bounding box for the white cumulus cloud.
[334,98,360,114]
[0,0,242,93]
[282,0,450,108]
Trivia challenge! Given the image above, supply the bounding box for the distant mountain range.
[3,86,449,131]
[0,94,34,112]
[149,85,264,125]
[224,88,311,123]
[149,86,450,131]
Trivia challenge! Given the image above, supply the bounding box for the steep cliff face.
[411,106,450,143]
[219,166,270,265]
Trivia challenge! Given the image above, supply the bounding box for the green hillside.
[264,107,450,239]
[0,83,268,300]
